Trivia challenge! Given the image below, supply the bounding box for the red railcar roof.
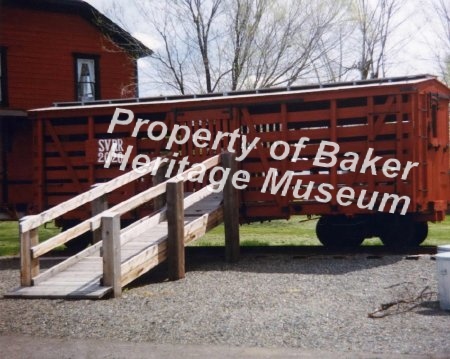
[30,74,449,113]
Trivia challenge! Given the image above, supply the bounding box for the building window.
[74,55,99,102]
[0,47,7,107]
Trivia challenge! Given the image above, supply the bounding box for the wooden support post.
[91,184,108,244]
[102,212,122,298]
[222,152,240,262]
[152,162,168,211]
[167,179,185,280]
[20,224,39,286]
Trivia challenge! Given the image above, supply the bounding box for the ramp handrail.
[20,156,169,233]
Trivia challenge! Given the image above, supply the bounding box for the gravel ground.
[0,253,449,356]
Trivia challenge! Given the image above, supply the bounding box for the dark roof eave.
[83,3,153,58]
[2,0,153,58]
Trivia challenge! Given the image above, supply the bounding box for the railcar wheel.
[316,215,365,248]
[411,222,428,246]
[378,214,417,250]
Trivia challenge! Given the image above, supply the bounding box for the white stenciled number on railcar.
[98,139,124,163]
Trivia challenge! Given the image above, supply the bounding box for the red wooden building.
[0,0,152,218]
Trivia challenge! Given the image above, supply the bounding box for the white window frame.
[75,55,99,102]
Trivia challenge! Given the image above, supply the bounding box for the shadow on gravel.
[0,258,19,271]
[0,257,64,271]
[125,248,407,290]
[416,301,450,316]
[186,253,404,275]
[0,247,419,291]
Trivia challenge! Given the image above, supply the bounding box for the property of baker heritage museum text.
[102,108,417,215]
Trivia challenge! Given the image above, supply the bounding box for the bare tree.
[434,0,450,84]
[309,0,405,83]
[185,0,222,93]
[225,0,267,90]
[129,0,224,94]
[243,0,342,88]
[312,2,354,83]
[103,0,342,94]
[351,0,401,79]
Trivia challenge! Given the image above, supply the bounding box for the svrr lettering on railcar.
[97,138,125,163]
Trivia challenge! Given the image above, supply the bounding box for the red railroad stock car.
[27,75,450,249]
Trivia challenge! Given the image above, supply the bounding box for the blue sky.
[85,0,446,96]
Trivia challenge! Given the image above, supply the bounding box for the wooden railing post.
[20,218,39,286]
[91,184,108,244]
[167,179,185,281]
[153,162,168,211]
[222,152,240,262]
[102,212,121,298]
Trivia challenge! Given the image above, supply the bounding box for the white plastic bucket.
[436,252,450,310]
[437,244,450,253]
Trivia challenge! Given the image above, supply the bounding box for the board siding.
[0,5,137,110]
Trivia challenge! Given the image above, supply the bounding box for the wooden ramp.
[6,154,239,300]
[6,192,223,299]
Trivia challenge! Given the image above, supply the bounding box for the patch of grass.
[190,215,450,247]
[190,216,321,247]
[0,222,60,256]
[424,219,450,246]
[1,215,450,256]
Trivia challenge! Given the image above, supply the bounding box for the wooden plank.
[5,285,112,299]
[183,184,220,212]
[50,267,102,274]
[222,152,240,262]
[167,180,185,281]
[121,248,167,288]
[152,162,168,210]
[49,268,101,275]
[56,271,102,277]
[20,156,163,232]
[46,280,102,287]
[45,278,102,285]
[108,154,220,218]
[121,245,159,259]
[31,221,92,258]
[41,273,101,282]
[37,280,100,285]
[20,228,39,286]
[184,207,223,245]
[120,209,167,244]
[61,262,102,271]
[102,212,122,298]
[120,239,167,274]
[121,242,154,251]
[91,185,108,244]
[34,242,103,285]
